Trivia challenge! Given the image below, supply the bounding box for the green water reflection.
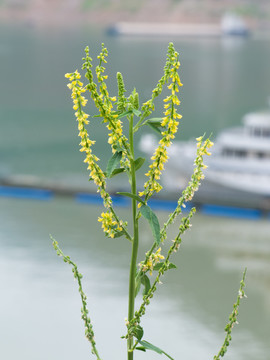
[0,197,270,359]
[1,24,270,359]
[1,25,270,180]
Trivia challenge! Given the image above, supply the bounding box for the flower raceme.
[65,71,112,210]
[82,45,128,156]
[140,48,183,200]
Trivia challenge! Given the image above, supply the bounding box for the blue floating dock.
[76,193,130,207]
[0,183,268,220]
[0,186,53,200]
[148,198,193,213]
[76,193,193,213]
[201,203,262,220]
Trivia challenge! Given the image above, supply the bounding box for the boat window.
[251,127,270,137]
[257,152,265,158]
[262,128,270,137]
[253,128,262,137]
[222,148,247,157]
[222,148,233,157]
[235,150,247,157]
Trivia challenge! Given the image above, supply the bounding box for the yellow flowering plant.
[51,43,246,360]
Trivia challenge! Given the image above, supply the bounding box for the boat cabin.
[244,112,270,138]
[218,111,270,160]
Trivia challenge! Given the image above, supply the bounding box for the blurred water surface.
[1,25,270,180]
[1,24,270,360]
[1,197,270,360]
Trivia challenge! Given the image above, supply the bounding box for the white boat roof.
[243,111,270,128]
[214,110,270,152]
[216,131,270,151]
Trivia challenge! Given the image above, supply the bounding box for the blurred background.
[1,1,270,359]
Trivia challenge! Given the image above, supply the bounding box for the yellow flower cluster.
[98,211,123,238]
[182,136,214,202]
[93,45,127,154]
[140,51,183,199]
[139,248,165,275]
[65,70,112,208]
[106,116,125,151]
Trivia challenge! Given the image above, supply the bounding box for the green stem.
[127,115,139,360]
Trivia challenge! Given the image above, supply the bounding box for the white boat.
[221,13,249,37]
[139,103,270,210]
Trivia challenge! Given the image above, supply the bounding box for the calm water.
[1,25,270,179]
[1,197,270,360]
[1,25,270,359]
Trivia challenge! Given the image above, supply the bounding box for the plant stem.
[127,115,139,360]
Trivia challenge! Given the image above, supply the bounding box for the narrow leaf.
[134,157,145,171]
[153,262,177,271]
[141,274,151,296]
[117,192,145,204]
[135,346,146,352]
[132,108,142,117]
[110,168,126,177]
[147,122,163,134]
[140,205,160,245]
[138,340,174,360]
[113,230,126,238]
[118,110,132,119]
[133,325,144,341]
[106,151,122,178]
[138,340,162,354]
[145,117,163,124]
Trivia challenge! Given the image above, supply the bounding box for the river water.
[0,24,270,360]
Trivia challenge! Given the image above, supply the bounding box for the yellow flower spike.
[141,48,183,200]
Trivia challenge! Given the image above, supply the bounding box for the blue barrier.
[201,203,262,220]
[77,193,130,207]
[0,186,53,200]
[76,193,193,213]
[0,185,268,220]
[76,193,104,205]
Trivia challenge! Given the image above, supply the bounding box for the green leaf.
[147,122,163,134]
[113,230,126,238]
[140,205,160,245]
[138,340,174,360]
[141,117,164,134]
[106,151,122,178]
[116,192,145,204]
[110,168,126,177]
[132,108,142,117]
[134,157,145,171]
[145,117,163,125]
[141,274,151,296]
[118,110,133,119]
[135,346,146,352]
[133,325,144,341]
[153,262,177,271]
